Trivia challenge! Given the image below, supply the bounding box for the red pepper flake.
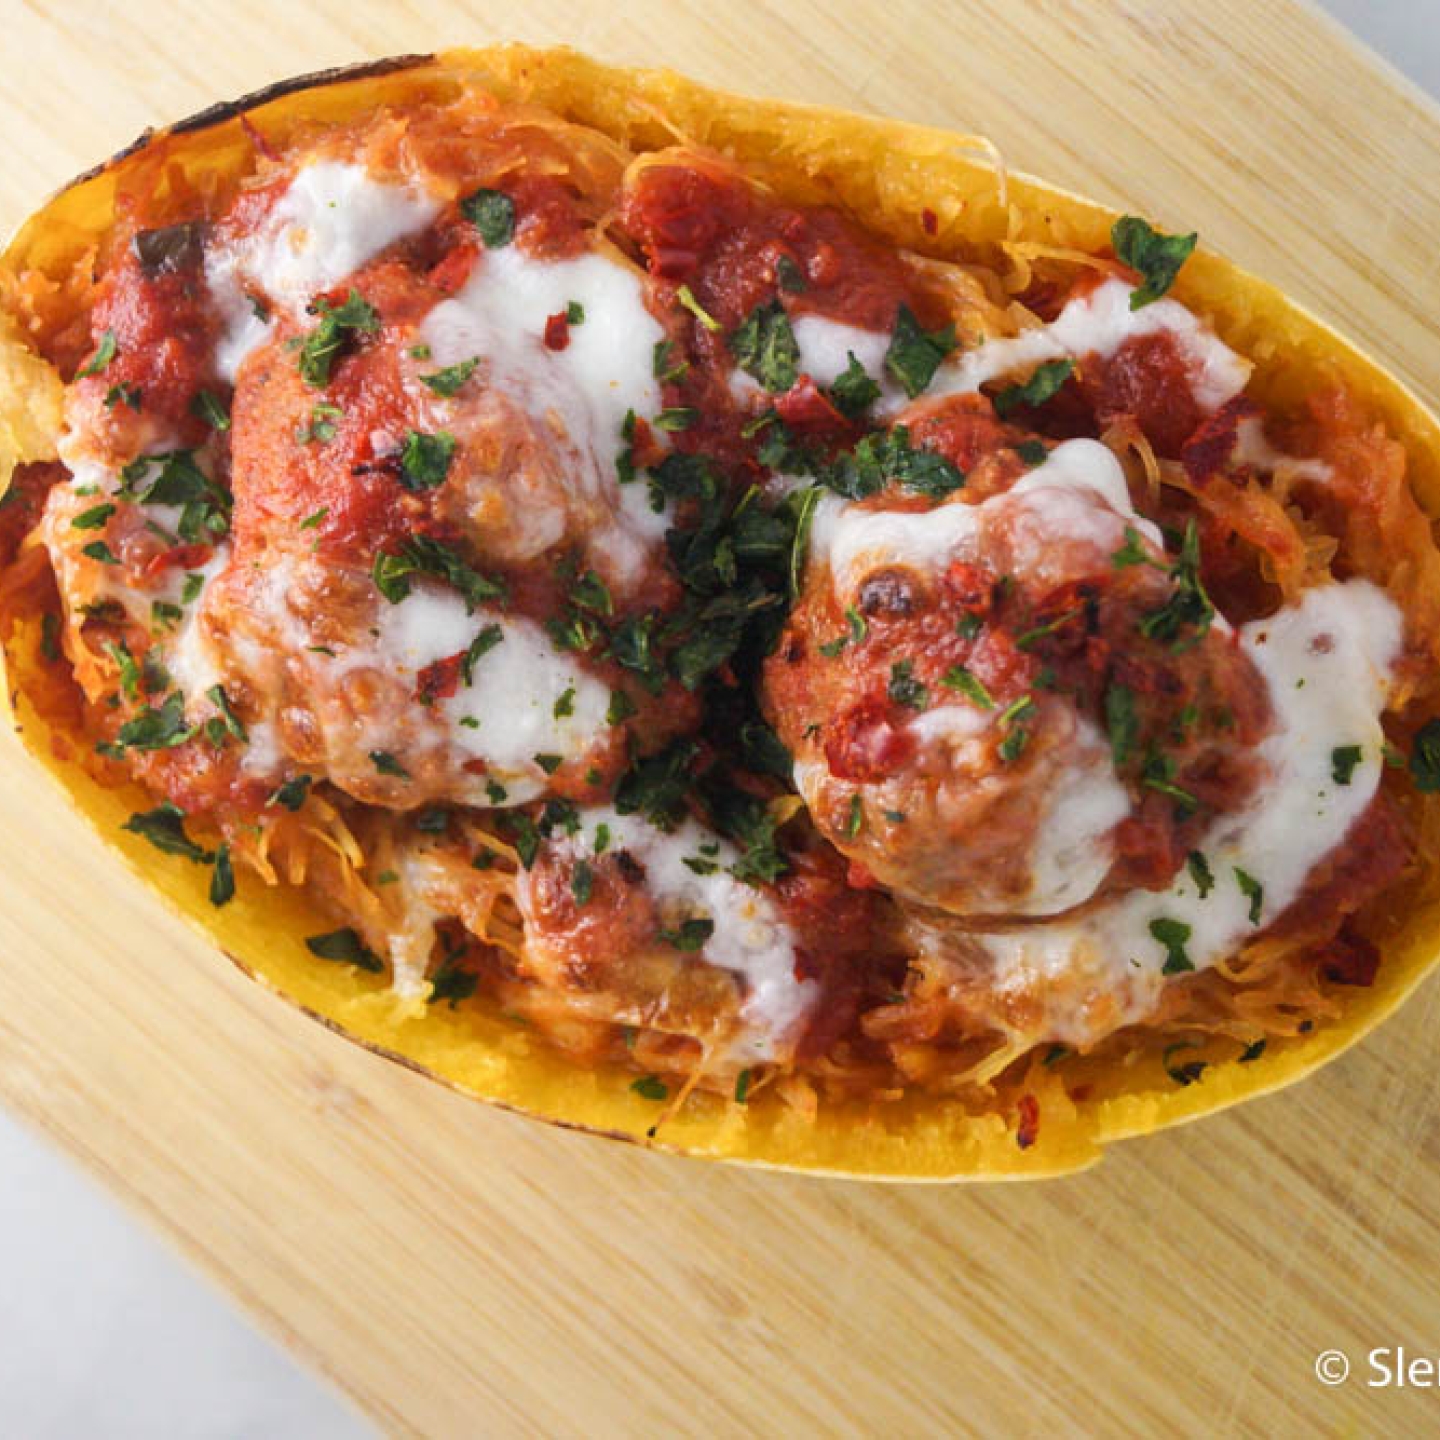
[774,375,851,438]
[1180,395,1258,484]
[143,543,212,579]
[1016,1092,1040,1150]
[543,311,571,351]
[921,207,938,236]
[416,652,464,706]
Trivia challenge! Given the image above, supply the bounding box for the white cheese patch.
[517,806,816,1062]
[974,580,1402,1043]
[418,245,668,589]
[810,437,1164,600]
[207,160,441,382]
[362,582,611,804]
[1233,416,1333,482]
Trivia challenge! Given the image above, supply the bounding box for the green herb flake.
[888,659,928,711]
[1187,850,1214,899]
[843,793,864,840]
[369,749,411,779]
[552,686,576,719]
[828,352,881,419]
[729,299,800,393]
[571,858,594,907]
[1331,745,1363,786]
[122,802,212,863]
[734,1068,753,1104]
[1111,215,1198,309]
[297,289,379,388]
[1111,526,1153,569]
[82,540,120,565]
[1150,916,1194,974]
[1138,520,1214,648]
[1238,1039,1267,1064]
[181,572,205,604]
[267,774,313,811]
[1234,867,1264,925]
[398,429,457,492]
[189,389,231,431]
[460,188,516,247]
[653,407,698,432]
[675,284,721,332]
[652,339,689,384]
[1014,439,1048,468]
[420,357,479,397]
[994,359,1075,418]
[77,330,118,378]
[304,927,384,973]
[775,254,808,293]
[428,953,478,1008]
[659,916,714,952]
[630,1074,669,1101]
[884,305,955,399]
[205,684,248,744]
[606,689,637,727]
[372,534,506,611]
[460,623,504,686]
[208,842,235,907]
[1410,719,1440,791]
[940,665,994,709]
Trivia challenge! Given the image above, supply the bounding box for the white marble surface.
[0,5,1434,1437]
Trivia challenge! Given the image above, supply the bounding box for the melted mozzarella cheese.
[418,246,668,587]
[519,807,817,1062]
[974,580,1402,1043]
[1233,416,1333,482]
[362,582,612,803]
[810,437,1164,600]
[206,160,441,382]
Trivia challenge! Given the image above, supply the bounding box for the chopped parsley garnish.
[884,305,955,399]
[181,572,205,604]
[566,300,585,325]
[189,389,231,431]
[415,808,449,837]
[82,540,120,565]
[1150,916,1194,974]
[534,753,563,775]
[652,339,688,384]
[77,330,118,378]
[1331,745,1363,786]
[843,793,864,840]
[606,689,637,726]
[428,952,478,1008]
[72,502,115,531]
[940,665,994,708]
[1014,439,1048,468]
[653,407,698,432]
[675,284,720,331]
[460,623,504,686]
[1104,685,1138,767]
[819,426,964,500]
[615,740,697,828]
[729,299,800,392]
[485,780,508,805]
[993,359,1074,418]
[115,693,195,751]
[460,188,515,247]
[304,928,384,973]
[300,507,329,530]
[369,749,410,779]
[630,1075,669,1101]
[1410,719,1440,791]
[122,802,211,863]
[570,858,594,907]
[594,823,612,855]
[40,612,61,660]
[104,382,142,411]
[1163,1043,1208,1087]
[267,774,313,811]
[828,352,881,418]
[372,535,507,611]
[1234,867,1264,925]
[1111,215,1198,309]
[420,358,478,397]
[398,429,457,491]
[1111,526,1153,569]
[205,684,248,744]
[888,659,928,710]
[1238,1039,1267,1064]
[659,916,714,952]
[1141,751,1197,811]
[788,485,821,598]
[734,1069,753,1104]
[569,570,613,616]
[118,449,232,544]
[1187,850,1214,899]
[1138,520,1214,648]
[1015,603,1087,651]
[775,254,808,293]
[208,843,235,907]
[297,289,379,388]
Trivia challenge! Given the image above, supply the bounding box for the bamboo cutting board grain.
[3,1,1440,1434]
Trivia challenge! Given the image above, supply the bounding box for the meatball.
[765,435,1272,919]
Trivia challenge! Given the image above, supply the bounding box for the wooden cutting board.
[3,1,1439,1433]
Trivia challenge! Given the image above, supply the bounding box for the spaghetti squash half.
[3,47,1440,1179]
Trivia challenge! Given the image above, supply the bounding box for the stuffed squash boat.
[3,47,1440,1180]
